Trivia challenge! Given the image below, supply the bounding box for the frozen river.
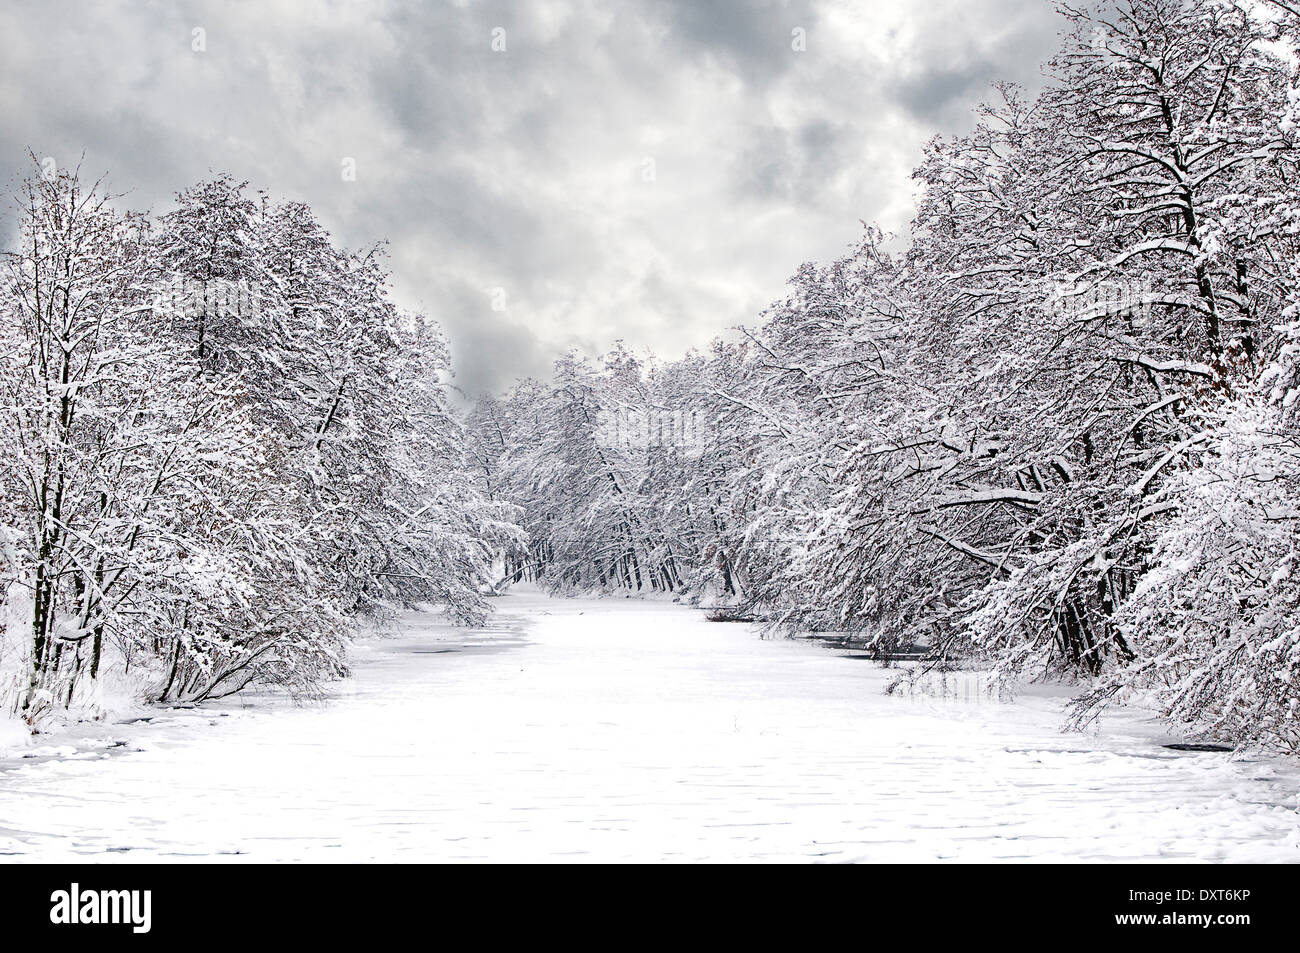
[1,587,1297,862]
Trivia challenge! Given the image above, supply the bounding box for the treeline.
[471,0,1300,752]
[0,168,519,722]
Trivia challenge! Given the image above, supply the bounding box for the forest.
[0,171,520,720]
[3,0,1300,757]
[467,0,1300,754]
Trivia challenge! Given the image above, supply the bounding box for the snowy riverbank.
[1,587,1297,862]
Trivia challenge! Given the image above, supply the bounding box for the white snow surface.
[1,586,1297,862]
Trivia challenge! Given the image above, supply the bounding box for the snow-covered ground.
[1,586,1297,862]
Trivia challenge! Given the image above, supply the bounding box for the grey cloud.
[423,276,553,399]
[0,0,1063,397]
[892,58,1004,126]
[886,0,1060,128]
[732,118,856,206]
[652,0,821,85]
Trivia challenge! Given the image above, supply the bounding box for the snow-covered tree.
[0,163,520,723]
[477,0,1300,752]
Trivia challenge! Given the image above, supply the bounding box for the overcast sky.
[0,0,1063,397]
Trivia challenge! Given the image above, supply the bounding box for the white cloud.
[0,0,1062,395]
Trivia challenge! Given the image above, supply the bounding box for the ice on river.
[1,586,1297,862]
